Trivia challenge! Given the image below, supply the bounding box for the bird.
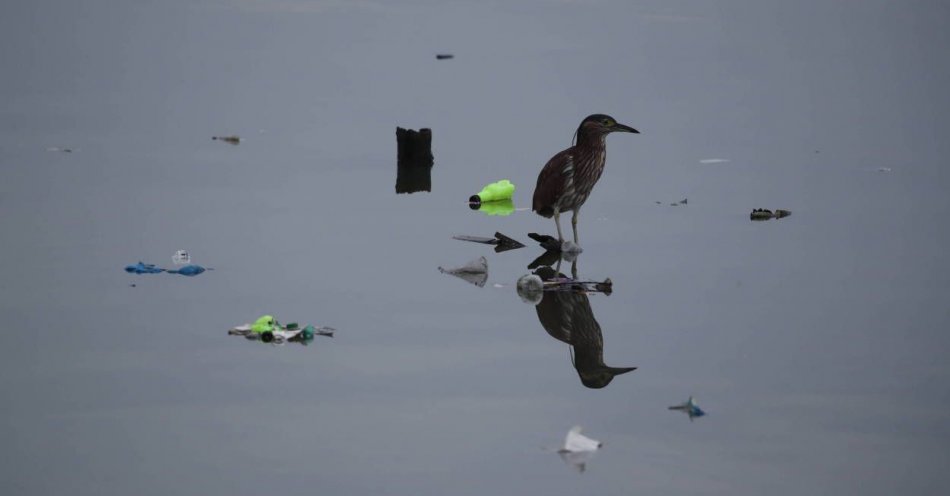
[532,114,639,244]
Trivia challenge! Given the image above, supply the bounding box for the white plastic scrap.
[437,256,488,287]
[557,426,602,473]
[172,249,191,265]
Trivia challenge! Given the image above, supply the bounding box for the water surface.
[2,1,949,495]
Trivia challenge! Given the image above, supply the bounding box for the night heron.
[532,114,639,244]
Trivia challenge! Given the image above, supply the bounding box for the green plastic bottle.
[469,180,515,205]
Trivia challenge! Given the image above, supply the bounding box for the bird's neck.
[575,129,607,150]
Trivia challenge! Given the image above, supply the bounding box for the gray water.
[2,1,949,494]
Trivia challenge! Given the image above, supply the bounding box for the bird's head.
[579,366,637,389]
[574,114,639,144]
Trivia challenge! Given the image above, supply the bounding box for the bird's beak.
[613,123,639,134]
[609,366,638,375]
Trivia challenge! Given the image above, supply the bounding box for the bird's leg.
[571,208,581,245]
[553,208,564,243]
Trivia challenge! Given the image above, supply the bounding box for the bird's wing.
[533,148,573,216]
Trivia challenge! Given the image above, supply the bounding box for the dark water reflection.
[530,261,637,389]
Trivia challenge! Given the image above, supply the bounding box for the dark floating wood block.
[396,127,434,194]
[436,54,454,60]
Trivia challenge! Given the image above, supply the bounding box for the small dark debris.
[436,54,454,60]
[750,208,792,221]
[452,232,525,253]
[212,135,241,145]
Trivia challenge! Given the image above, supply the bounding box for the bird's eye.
[601,118,611,125]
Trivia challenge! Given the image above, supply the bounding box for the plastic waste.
[229,316,335,346]
[251,315,277,333]
[166,264,210,276]
[668,396,706,421]
[469,179,515,205]
[172,250,190,265]
[124,262,165,274]
[438,256,488,287]
[516,274,544,304]
[557,426,602,473]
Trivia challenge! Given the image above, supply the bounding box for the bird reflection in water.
[522,259,636,389]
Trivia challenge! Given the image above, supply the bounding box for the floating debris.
[526,233,582,259]
[877,167,892,173]
[679,198,688,205]
[396,127,433,194]
[527,232,562,252]
[172,249,190,265]
[212,135,242,145]
[468,179,515,206]
[668,396,706,421]
[557,426,602,473]
[124,262,165,274]
[438,256,488,287]
[516,274,544,305]
[228,315,334,345]
[522,267,612,295]
[699,158,730,164]
[750,208,792,221]
[452,232,525,253]
[166,264,212,276]
[46,147,74,153]
[435,54,454,60]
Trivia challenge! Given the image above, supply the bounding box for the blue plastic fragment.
[166,264,211,276]
[124,262,165,274]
